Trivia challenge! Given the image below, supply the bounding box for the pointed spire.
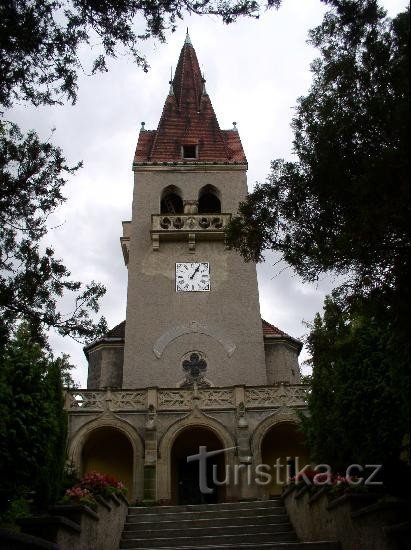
[133,32,247,164]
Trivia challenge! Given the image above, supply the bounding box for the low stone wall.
[13,494,128,550]
[283,484,409,550]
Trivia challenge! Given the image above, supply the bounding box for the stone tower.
[71,34,307,505]
[121,31,267,389]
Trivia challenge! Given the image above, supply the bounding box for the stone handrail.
[151,213,232,251]
[151,213,231,232]
[65,384,308,412]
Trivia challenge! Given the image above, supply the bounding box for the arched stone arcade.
[67,418,144,502]
[157,413,237,504]
[252,410,310,498]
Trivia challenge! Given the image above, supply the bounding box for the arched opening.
[82,427,134,496]
[198,185,221,214]
[260,422,310,497]
[170,426,226,505]
[161,186,183,214]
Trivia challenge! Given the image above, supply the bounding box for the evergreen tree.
[302,294,407,472]
[226,1,409,474]
[0,324,70,515]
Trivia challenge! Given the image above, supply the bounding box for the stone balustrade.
[64,384,308,413]
[151,213,232,250]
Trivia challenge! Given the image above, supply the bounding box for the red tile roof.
[103,319,295,341]
[261,319,288,337]
[134,34,247,164]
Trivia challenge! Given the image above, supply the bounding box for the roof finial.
[201,70,207,95]
[140,121,146,131]
[185,28,192,46]
[232,121,238,131]
[168,66,174,95]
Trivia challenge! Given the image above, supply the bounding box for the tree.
[0,120,107,347]
[226,0,409,473]
[0,0,274,109]
[0,324,70,515]
[226,2,409,303]
[301,293,407,479]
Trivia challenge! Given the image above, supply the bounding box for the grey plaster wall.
[264,342,301,384]
[123,166,267,388]
[87,345,124,389]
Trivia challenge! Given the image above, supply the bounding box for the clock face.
[176,262,210,292]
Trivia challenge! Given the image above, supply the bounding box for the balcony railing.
[65,384,308,413]
[151,213,231,251]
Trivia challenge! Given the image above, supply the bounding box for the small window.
[182,144,197,159]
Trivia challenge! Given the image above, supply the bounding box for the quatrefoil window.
[180,351,210,388]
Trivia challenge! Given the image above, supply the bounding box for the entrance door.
[171,427,225,505]
[177,454,219,505]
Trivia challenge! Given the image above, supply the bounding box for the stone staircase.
[119,498,341,549]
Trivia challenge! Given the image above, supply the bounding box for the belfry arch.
[198,184,221,213]
[160,185,183,214]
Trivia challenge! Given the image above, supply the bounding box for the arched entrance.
[81,427,134,496]
[170,427,226,505]
[260,422,310,497]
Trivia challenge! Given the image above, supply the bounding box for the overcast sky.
[8,0,406,385]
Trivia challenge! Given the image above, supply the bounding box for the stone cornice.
[132,161,247,173]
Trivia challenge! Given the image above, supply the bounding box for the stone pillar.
[234,386,256,499]
[143,388,158,502]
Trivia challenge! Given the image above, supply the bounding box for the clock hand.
[190,265,200,279]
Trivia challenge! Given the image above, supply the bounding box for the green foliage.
[226,0,410,477]
[0,0,275,108]
[0,324,71,517]
[227,2,409,303]
[0,119,107,347]
[301,292,409,473]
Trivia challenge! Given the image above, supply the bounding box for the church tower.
[72,33,307,505]
[121,32,267,389]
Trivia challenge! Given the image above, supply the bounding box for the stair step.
[122,522,293,539]
[120,531,298,548]
[120,544,340,550]
[127,499,282,515]
[127,505,286,522]
[124,513,289,530]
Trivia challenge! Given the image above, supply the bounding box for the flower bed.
[62,471,127,509]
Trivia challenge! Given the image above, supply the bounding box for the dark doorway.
[171,427,226,505]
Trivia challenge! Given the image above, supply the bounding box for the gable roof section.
[85,318,302,357]
[133,33,247,165]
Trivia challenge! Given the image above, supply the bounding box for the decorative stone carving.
[236,401,248,427]
[151,213,231,250]
[153,323,236,358]
[67,391,105,410]
[199,388,234,408]
[65,385,308,412]
[245,384,307,408]
[183,200,199,214]
[110,391,146,410]
[180,352,210,388]
[145,404,157,430]
[158,390,193,410]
